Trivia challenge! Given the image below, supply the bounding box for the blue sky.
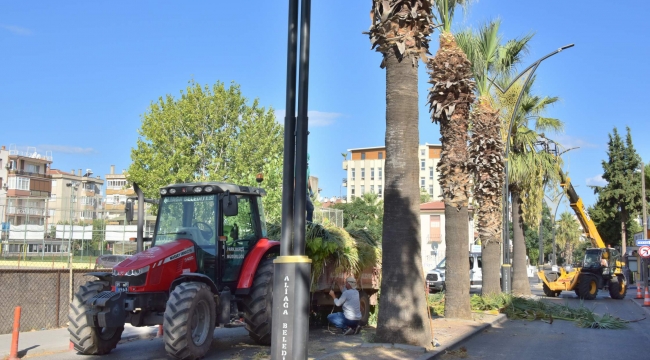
[2,1,649,215]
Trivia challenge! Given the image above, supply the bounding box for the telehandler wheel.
[68,280,124,355]
[542,283,558,297]
[577,275,598,300]
[608,275,627,300]
[242,258,274,345]
[164,282,216,360]
[358,290,370,326]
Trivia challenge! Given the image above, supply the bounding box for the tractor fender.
[170,273,219,296]
[236,238,280,293]
[84,272,112,282]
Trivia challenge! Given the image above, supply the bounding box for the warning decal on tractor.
[163,246,195,264]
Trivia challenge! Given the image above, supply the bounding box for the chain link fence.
[313,208,344,228]
[0,268,111,334]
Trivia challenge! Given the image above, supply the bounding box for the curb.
[414,313,508,360]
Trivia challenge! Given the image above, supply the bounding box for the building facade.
[342,143,442,201]
[48,168,104,225]
[0,145,53,227]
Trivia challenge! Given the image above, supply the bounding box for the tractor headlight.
[160,189,168,195]
[125,265,150,276]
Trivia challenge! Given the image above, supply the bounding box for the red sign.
[639,246,650,258]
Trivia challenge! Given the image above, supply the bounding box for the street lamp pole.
[641,162,647,288]
[494,44,574,293]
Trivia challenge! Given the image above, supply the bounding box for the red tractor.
[69,182,279,359]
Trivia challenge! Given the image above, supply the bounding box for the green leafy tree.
[590,127,642,253]
[332,193,384,241]
[420,189,431,204]
[367,0,435,345]
[128,80,284,221]
[523,201,553,266]
[555,211,581,266]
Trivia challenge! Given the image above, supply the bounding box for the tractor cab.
[150,182,268,288]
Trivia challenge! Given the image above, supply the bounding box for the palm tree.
[366,0,435,346]
[555,211,581,265]
[427,0,474,319]
[493,76,563,296]
[456,20,533,295]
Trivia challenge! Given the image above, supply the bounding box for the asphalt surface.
[436,286,650,360]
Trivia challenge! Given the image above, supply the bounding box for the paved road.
[437,286,650,360]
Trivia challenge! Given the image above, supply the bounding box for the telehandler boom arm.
[559,169,606,249]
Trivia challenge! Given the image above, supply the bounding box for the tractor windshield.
[153,194,217,246]
[583,249,603,269]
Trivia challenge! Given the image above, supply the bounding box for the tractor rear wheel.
[609,275,627,300]
[242,258,274,345]
[68,280,124,355]
[358,290,370,326]
[578,275,598,300]
[164,282,216,360]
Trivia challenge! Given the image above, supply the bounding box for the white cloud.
[274,110,343,127]
[552,134,598,152]
[38,144,95,154]
[0,24,32,36]
[586,174,607,187]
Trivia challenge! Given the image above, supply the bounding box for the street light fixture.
[493,43,575,293]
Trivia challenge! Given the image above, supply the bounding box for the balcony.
[7,169,52,179]
[6,206,47,217]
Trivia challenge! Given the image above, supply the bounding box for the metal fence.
[0,196,154,262]
[0,268,110,334]
[313,208,344,228]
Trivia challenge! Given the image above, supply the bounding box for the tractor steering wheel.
[192,221,214,242]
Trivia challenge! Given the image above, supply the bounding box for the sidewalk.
[0,313,507,360]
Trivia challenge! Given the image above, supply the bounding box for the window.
[421,160,425,171]
[85,183,94,191]
[8,177,30,191]
[361,152,366,160]
[421,149,425,156]
[52,180,57,188]
[107,180,128,189]
[429,185,433,196]
[421,177,425,189]
[378,167,382,180]
[361,168,365,180]
[429,167,434,180]
[113,195,120,204]
[378,152,383,159]
[370,185,374,193]
[351,186,355,197]
[81,210,94,219]
[81,196,96,205]
[26,164,40,173]
[370,168,374,180]
[378,185,382,197]
[51,194,56,201]
[361,185,365,195]
[351,168,355,180]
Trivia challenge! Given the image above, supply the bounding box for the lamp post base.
[501,264,511,294]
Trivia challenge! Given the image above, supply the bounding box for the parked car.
[95,254,131,269]
[426,251,483,293]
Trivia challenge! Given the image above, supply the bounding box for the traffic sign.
[636,239,650,246]
[639,246,650,258]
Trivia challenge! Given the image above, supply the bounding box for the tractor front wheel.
[164,282,216,360]
[68,280,124,355]
[242,258,274,345]
[543,283,558,297]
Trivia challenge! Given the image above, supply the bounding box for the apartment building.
[0,145,53,227]
[104,165,135,223]
[48,168,104,224]
[342,143,442,200]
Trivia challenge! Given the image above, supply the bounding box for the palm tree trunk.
[444,204,471,317]
[376,51,432,347]
[481,235,502,295]
[511,190,531,295]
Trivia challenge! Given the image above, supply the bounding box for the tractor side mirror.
[223,191,238,217]
[125,201,134,222]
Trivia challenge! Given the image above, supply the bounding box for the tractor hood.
[112,239,195,275]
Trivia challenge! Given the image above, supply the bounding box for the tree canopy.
[128,80,284,221]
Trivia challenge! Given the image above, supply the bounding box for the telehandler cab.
[68,182,279,359]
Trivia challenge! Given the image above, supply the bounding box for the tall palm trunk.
[470,98,503,295]
[376,51,432,346]
[511,189,531,295]
[429,32,474,319]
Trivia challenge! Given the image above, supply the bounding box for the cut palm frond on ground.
[427,293,628,329]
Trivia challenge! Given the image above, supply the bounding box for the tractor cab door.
[219,194,260,288]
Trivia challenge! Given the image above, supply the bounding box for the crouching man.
[327,276,362,335]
